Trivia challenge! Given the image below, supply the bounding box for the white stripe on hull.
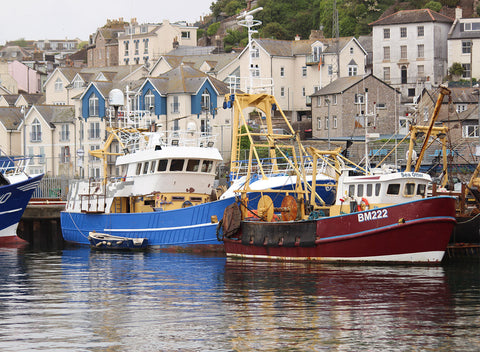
[226,251,446,263]
[105,222,214,232]
[0,224,18,239]
[0,208,23,216]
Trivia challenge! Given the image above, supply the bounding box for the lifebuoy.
[182,200,193,208]
[357,198,370,211]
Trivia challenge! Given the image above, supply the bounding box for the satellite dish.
[187,122,197,132]
[108,89,124,107]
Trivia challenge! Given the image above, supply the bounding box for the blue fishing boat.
[0,155,43,245]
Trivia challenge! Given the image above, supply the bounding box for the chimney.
[455,6,462,20]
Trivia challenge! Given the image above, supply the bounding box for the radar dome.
[108,89,124,106]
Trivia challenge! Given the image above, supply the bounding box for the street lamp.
[20,105,26,157]
[325,97,330,149]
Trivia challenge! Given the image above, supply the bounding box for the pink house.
[8,61,41,94]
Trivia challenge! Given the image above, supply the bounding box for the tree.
[207,22,221,37]
[423,1,442,12]
[449,62,464,78]
[261,22,288,39]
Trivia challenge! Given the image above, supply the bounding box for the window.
[60,146,70,164]
[350,47,354,54]
[201,89,210,111]
[31,119,42,142]
[348,65,357,76]
[328,65,333,76]
[333,116,337,129]
[417,26,424,37]
[181,31,190,39]
[60,124,70,141]
[124,41,129,56]
[157,159,168,171]
[136,163,142,175]
[89,94,99,116]
[383,46,390,60]
[317,117,322,130]
[383,28,390,39]
[357,184,364,197]
[302,66,307,77]
[54,78,63,92]
[172,96,179,113]
[170,159,184,171]
[456,104,467,113]
[418,65,424,78]
[280,87,285,97]
[89,122,100,139]
[302,87,306,97]
[186,160,200,172]
[251,47,259,58]
[325,116,329,130]
[280,67,285,77]
[462,63,471,78]
[462,41,472,54]
[150,160,156,173]
[201,160,214,173]
[417,184,426,196]
[401,66,407,84]
[400,27,407,38]
[38,147,45,164]
[387,184,400,195]
[408,88,416,97]
[400,45,407,59]
[375,183,381,196]
[252,64,260,76]
[144,39,149,54]
[72,77,83,89]
[383,67,390,81]
[142,161,149,174]
[417,44,424,58]
[366,184,373,197]
[134,40,139,55]
[354,94,364,104]
[404,183,415,196]
[145,90,155,111]
[141,25,148,33]
[89,145,100,162]
[332,95,337,104]
[463,124,479,138]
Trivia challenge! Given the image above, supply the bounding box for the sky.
[0,0,214,44]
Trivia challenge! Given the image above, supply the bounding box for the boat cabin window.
[136,163,142,175]
[367,184,373,197]
[417,184,426,196]
[157,159,168,172]
[357,184,364,197]
[143,162,149,174]
[375,183,381,196]
[348,185,355,197]
[170,159,184,171]
[386,184,400,195]
[187,159,200,172]
[150,160,157,173]
[404,183,415,196]
[201,160,214,173]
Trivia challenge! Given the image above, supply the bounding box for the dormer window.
[89,94,99,117]
[145,90,155,111]
[201,89,211,111]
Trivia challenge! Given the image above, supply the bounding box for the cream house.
[22,105,78,177]
[447,8,480,81]
[118,20,198,67]
[0,107,23,156]
[370,9,453,101]
[231,35,368,123]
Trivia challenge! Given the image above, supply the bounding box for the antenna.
[238,7,263,93]
[332,0,340,78]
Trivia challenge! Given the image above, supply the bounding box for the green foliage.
[423,1,442,11]
[9,38,28,47]
[197,29,205,38]
[260,22,289,39]
[223,28,247,48]
[224,0,246,16]
[449,62,464,77]
[239,125,252,152]
[207,22,221,36]
[439,0,459,7]
[477,3,480,16]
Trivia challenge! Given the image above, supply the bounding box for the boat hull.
[223,196,457,263]
[0,174,43,245]
[61,197,236,250]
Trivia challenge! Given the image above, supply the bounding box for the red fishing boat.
[218,92,456,264]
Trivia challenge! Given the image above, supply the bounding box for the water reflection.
[0,247,477,351]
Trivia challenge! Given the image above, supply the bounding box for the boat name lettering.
[400,172,424,178]
[358,209,388,223]
[0,192,11,204]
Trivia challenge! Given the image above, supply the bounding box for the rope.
[67,210,90,239]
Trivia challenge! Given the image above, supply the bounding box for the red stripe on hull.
[224,197,456,263]
[0,235,28,248]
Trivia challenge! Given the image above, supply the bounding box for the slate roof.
[427,87,480,104]
[310,74,396,96]
[147,64,230,95]
[448,18,480,40]
[0,107,23,130]
[254,37,361,56]
[155,53,238,73]
[369,9,453,26]
[34,105,75,126]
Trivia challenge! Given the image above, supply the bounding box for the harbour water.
[0,246,478,351]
